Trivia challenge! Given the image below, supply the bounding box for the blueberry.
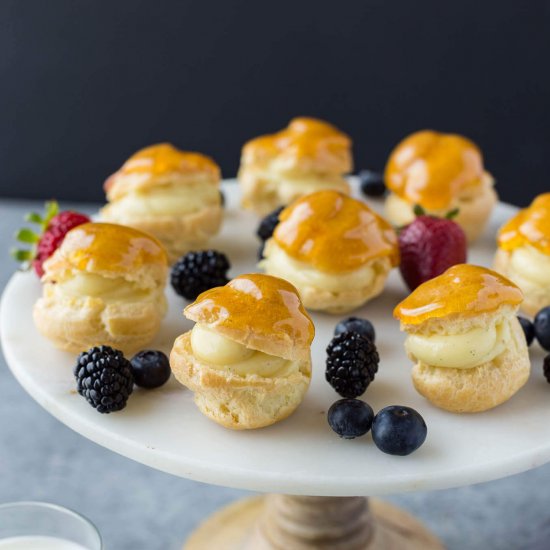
[534,307,550,351]
[130,350,171,389]
[327,399,374,439]
[258,242,266,260]
[334,317,375,343]
[518,316,535,346]
[358,170,386,198]
[257,206,285,242]
[371,406,427,456]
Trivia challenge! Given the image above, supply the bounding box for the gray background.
[2,201,550,549]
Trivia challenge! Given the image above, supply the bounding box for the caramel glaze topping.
[273,190,399,274]
[104,143,220,192]
[394,264,523,325]
[385,130,485,210]
[498,193,550,255]
[185,273,315,348]
[242,117,352,173]
[47,222,168,278]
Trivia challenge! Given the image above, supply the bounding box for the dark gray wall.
[1,0,549,205]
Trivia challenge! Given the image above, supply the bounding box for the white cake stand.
[2,182,549,549]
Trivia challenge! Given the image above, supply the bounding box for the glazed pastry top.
[272,190,399,273]
[394,264,523,325]
[241,117,352,174]
[385,130,485,210]
[104,143,220,196]
[185,273,315,354]
[42,222,168,284]
[498,193,550,255]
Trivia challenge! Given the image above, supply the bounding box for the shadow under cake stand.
[2,182,549,549]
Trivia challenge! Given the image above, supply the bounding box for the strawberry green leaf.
[43,201,59,227]
[25,212,43,224]
[413,204,426,217]
[446,208,460,220]
[15,228,39,244]
[11,248,33,262]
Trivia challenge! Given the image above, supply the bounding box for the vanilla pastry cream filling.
[190,324,299,378]
[260,242,376,293]
[509,246,550,287]
[50,272,156,303]
[405,317,512,369]
[110,184,219,216]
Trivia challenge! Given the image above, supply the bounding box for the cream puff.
[170,274,314,430]
[384,130,497,241]
[33,222,168,355]
[394,264,529,413]
[100,143,223,262]
[494,193,550,316]
[238,117,352,214]
[259,190,399,314]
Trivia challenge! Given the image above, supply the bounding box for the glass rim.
[0,501,103,548]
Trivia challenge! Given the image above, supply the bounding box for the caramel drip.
[56,222,167,274]
[385,130,484,210]
[118,143,219,177]
[242,117,351,173]
[185,273,315,346]
[273,190,399,273]
[394,264,523,325]
[498,193,550,255]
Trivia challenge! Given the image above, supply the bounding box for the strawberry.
[12,201,90,277]
[398,207,467,291]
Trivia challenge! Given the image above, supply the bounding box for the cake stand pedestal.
[2,183,549,550]
[185,495,442,549]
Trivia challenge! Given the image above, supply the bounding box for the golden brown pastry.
[100,143,223,262]
[170,274,314,430]
[33,222,168,355]
[384,130,497,241]
[238,117,352,214]
[259,190,399,313]
[394,264,529,413]
[494,193,550,316]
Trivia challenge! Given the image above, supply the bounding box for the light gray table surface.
[1,199,549,550]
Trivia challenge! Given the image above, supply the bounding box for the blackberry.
[171,250,230,300]
[358,170,386,198]
[256,206,285,242]
[74,346,134,413]
[325,332,379,398]
[543,355,550,384]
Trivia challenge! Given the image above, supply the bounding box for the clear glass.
[0,502,102,549]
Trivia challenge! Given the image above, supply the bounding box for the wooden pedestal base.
[185,495,444,549]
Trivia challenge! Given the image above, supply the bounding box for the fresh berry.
[327,399,374,439]
[334,317,375,343]
[258,242,266,260]
[371,405,427,456]
[398,210,467,291]
[358,170,386,198]
[256,206,285,242]
[518,316,535,346]
[74,346,134,413]
[12,201,90,277]
[534,307,550,351]
[130,350,171,389]
[543,355,550,383]
[325,332,379,398]
[171,250,230,300]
